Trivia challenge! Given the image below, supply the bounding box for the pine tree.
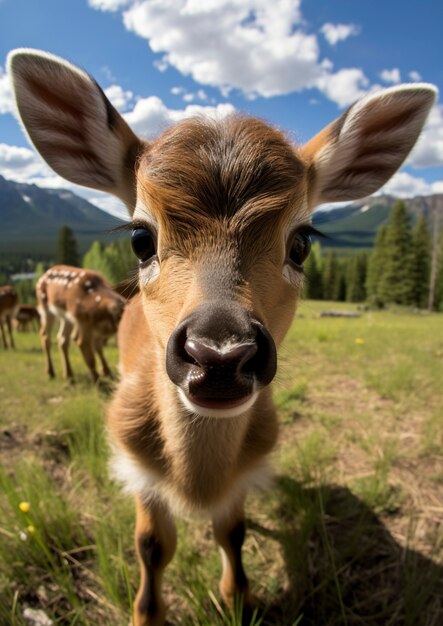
[358,253,368,301]
[83,240,111,279]
[55,225,80,266]
[105,238,137,283]
[346,253,368,302]
[377,201,414,305]
[435,229,443,311]
[322,251,339,301]
[410,214,431,308]
[310,241,323,274]
[33,262,46,286]
[366,225,389,306]
[333,259,347,301]
[83,238,137,284]
[304,250,323,299]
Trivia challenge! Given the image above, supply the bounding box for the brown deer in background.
[15,304,40,332]
[0,285,18,349]
[36,265,125,382]
[9,48,436,626]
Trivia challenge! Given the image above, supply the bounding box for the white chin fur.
[178,388,259,418]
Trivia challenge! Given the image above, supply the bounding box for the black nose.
[185,339,257,377]
[166,303,277,402]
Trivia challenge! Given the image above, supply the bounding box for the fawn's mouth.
[178,389,258,418]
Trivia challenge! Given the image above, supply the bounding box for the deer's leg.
[213,500,253,611]
[134,496,177,626]
[76,330,99,383]
[57,317,74,380]
[5,315,15,349]
[0,320,7,349]
[94,336,112,378]
[40,310,55,378]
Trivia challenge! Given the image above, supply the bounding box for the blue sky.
[0,0,442,217]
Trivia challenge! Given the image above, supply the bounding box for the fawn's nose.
[166,303,277,409]
[184,339,258,378]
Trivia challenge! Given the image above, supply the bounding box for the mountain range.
[0,175,124,259]
[313,194,443,250]
[1,174,441,259]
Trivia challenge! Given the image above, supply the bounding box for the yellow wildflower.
[27,525,35,534]
[355,338,365,345]
[19,502,30,513]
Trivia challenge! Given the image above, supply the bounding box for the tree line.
[305,200,443,310]
[55,225,136,286]
[8,200,443,311]
[10,225,136,304]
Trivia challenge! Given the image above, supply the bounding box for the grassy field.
[0,300,442,626]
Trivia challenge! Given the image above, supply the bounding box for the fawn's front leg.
[212,499,253,612]
[133,496,177,626]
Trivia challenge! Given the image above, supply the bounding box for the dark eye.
[288,231,312,268]
[131,228,157,263]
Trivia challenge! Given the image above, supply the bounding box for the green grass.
[0,302,442,625]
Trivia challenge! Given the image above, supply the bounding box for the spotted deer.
[36,265,125,382]
[0,285,18,349]
[9,48,436,625]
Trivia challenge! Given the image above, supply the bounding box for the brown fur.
[139,116,306,230]
[36,265,125,382]
[107,117,309,625]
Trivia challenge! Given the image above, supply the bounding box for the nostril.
[184,339,219,367]
[185,339,257,373]
[250,322,277,386]
[232,344,258,375]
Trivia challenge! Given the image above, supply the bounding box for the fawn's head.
[9,49,436,417]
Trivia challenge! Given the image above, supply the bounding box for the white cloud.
[320,23,359,45]
[196,89,208,101]
[378,171,439,198]
[316,68,369,108]
[86,0,376,109]
[0,143,49,180]
[101,65,118,83]
[121,0,325,98]
[104,84,134,112]
[379,68,401,84]
[171,86,208,102]
[407,103,443,169]
[123,96,235,138]
[0,66,15,115]
[182,89,208,103]
[82,191,128,219]
[409,70,422,82]
[0,145,97,204]
[88,0,131,11]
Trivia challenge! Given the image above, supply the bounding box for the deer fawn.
[15,304,40,332]
[9,49,436,625]
[0,285,18,349]
[36,265,125,383]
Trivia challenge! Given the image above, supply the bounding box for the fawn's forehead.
[135,115,308,235]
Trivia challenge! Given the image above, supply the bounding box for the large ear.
[301,84,437,206]
[7,48,144,213]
